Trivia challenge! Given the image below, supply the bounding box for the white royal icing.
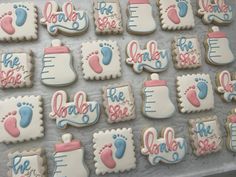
[226,110,236,152]
[176,73,214,113]
[93,128,136,175]
[0,95,43,144]
[40,0,89,36]
[126,40,169,73]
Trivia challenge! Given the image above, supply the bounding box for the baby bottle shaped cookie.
[206,26,234,65]
[142,73,175,118]
[226,113,236,152]
[127,0,156,34]
[41,39,76,86]
[53,133,89,177]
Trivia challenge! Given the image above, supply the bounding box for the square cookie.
[158,0,195,30]
[93,0,123,34]
[0,95,43,143]
[0,51,33,88]
[93,128,136,175]
[189,116,222,156]
[103,83,135,123]
[176,73,214,113]
[0,2,38,41]
[7,148,46,177]
[81,40,121,80]
[172,35,201,69]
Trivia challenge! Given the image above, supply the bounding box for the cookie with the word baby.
[93,0,123,34]
[157,0,195,30]
[41,39,77,86]
[142,73,175,119]
[126,40,169,73]
[103,82,135,123]
[81,40,121,80]
[0,95,43,144]
[53,133,89,177]
[93,128,136,175]
[216,70,236,102]
[176,73,214,113]
[172,35,201,69]
[205,26,234,65]
[225,109,236,152]
[127,0,156,34]
[49,90,100,129]
[197,0,233,25]
[0,50,33,88]
[0,2,37,41]
[40,0,89,36]
[189,116,222,156]
[141,127,187,165]
[7,148,46,177]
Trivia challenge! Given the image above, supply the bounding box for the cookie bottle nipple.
[142,73,175,118]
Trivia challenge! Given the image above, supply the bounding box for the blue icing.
[195,78,208,100]
[100,43,113,65]
[12,155,30,174]
[176,0,188,17]
[113,134,127,159]
[17,102,33,128]
[14,4,28,27]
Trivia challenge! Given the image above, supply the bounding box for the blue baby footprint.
[14,4,28,27]
[176,0,188,17]
[100,43,113,65]
[195,78,208,100]
[113,134,127,159]
[17,102,33,128]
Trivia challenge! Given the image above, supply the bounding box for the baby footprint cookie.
[176,73,214,113]
[81,40,121,80]
[0,95,43,143]
[0,2,38,41]
[93,128,136,175]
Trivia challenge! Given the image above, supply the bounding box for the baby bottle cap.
[208,26,225,38]
[144,73,167,87]
[128,0,149,4]
[62,133,72,143]
[150,73,159,80]
[211,26,219,32]
[44,39,70,54]
[52,39,62,47]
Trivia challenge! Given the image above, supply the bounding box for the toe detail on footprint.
[0,11,15,35]
[17,102,33,128]
[3,111,20,137]
[14,4,28,27]
[195,78,208,100]
[185,86,200,107]
[177,0,188,17]
[99,144,116,169]
[100,43,113,65]
[113,134,127,159]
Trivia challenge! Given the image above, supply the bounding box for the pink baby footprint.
[86,51,103,74]
[184,85,200,107]
[166,5,180,24]
[99,144,116,169]
[0,11,15,35]
[1,111,20,137]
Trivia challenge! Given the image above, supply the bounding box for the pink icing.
[167,6,180,24]
[208,31,226,38]
[0,69,22,87]
[199,0,230,13]
[198,139,217,155]
[44,46,70,54]
[4,117,20,138]
[144,80,167,87]
[55,140,81,152]
[109,105,129,121]
[229,115,236,123]
[88,53,103,73]
[185,86,200,107]
[100,144,116,169]
[128,0,149,4]
[219,71,234,92]
[0,12,15,35]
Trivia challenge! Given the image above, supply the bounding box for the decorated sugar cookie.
[40,0,89,36]
[141,127,187,165]
[7,148,46,177]
[176,73,214,113]
[126,40,169,73]
[93,0,123,34]
[41,39,77,86]
[0,95,43,144]
[197,0,233,25]
[216,70,236,102]
[0,2,38,41]
[103,83,135,123]
[205,26,234,65]
[81,40,121,80]
[172,35,201,69]
[226,109,236,152]
[142,74,175,118]
[127,0,156,34]
[0,51,33,88]
[189,116,222,156]
[158,0,195,30]
[93,128,136,175]
[49,90,100,129]
[53,133,89,177]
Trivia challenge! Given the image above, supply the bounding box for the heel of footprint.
[17,102,33,128]
[2,111,20,137]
